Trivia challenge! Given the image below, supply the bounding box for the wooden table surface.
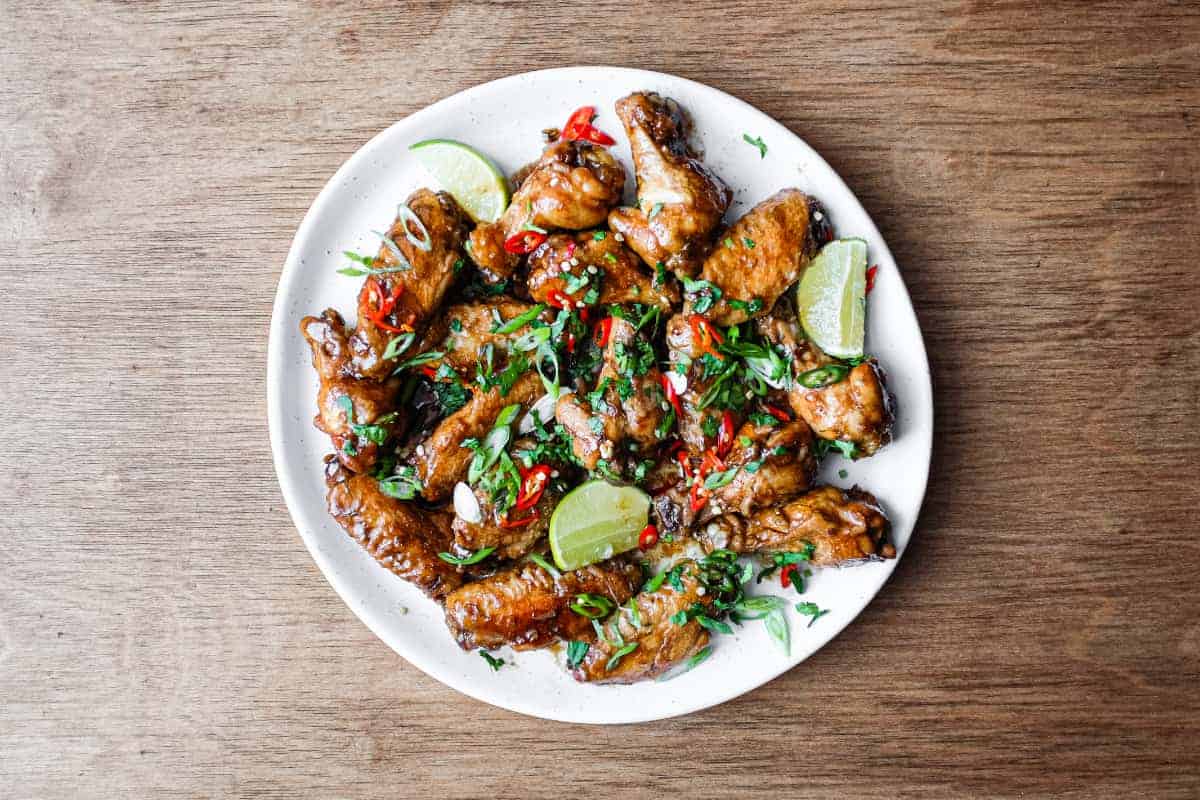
[3,2,1198,797]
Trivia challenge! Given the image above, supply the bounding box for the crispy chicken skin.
[555,317,667,470]
[414,371,544,503]
[526,232,679,310]
[607,92,732,278]
[663,311,724,452]
[324,458,463,601]
[572,559,711,684]
[443,557,643,651]
[468,140,626,281]
[349,189,470,380]
[700,485,895,567]
[301,310,404,473]
[692,189,830,326]
[756,299,894,456]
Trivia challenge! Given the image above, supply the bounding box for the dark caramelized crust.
[443,557,643,650]
[324,459,463,601]
[571,560,711,684]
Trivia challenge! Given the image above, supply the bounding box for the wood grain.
[2,1,1198,797]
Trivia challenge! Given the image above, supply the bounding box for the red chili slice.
[499,509,539,528]
[763,404,791,423]
[575,125,615,146]
[362,276,409,333]
[565,332,577,353]
[688,314,725,360]
[781,563,799,589]
[503,230,547,255]
[638,524,659,551]
[514,464,551,511]
[715,410,735,458]
[546,288,573,310]
[561,105,615,146]
[594,317,613,348]
[866,265,879,294]
[689,480,709,513]
[659,374,683,418]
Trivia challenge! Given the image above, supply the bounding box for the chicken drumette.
[607,92,732,278]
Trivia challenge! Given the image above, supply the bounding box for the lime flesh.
[796,238,868,359]
[549,480,651,571]
[409,139,509,223]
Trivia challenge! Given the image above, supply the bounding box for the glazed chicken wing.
[699,485,894,567]
[468,140,625,281]
[349,189,471,380]
[526,231,680,310]
[417,298,548,377]
[325,459,463,601]
[555,317,669,471]
[301,310,404,473]
[443,557,642,651]
[571,559,712,684]
[413,371,544,503]
[691,188,831,326]
[755,299,894,456]
[607,93,731,278]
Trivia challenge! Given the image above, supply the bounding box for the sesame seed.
[576,301,585,308]
[570,257,579,266]
[660,401,670,411]
[560,262,571,272]
[416,445,425,456]
[586,266,597,274]
[813,210,824,221]
[551,470,560,478]
[696,587,706,596]
[614,233,624,242]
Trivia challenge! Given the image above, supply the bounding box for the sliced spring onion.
[397,203,433,252]
[494,303,545,334]
[517,391,562,434]
[527,553,561,579]
[370,229,413,270]
[382,333,416,361]
[798,364,850,389]
[570,593,616,619]
[437,546,495,566]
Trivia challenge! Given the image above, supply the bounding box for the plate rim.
[267,65,934,724]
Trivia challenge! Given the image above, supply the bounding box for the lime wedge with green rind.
[410,139,509,223]
[796,238,868,359]
[549,480,651,571]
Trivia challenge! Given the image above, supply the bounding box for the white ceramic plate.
[268,66,932,724]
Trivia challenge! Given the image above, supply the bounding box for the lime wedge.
[549,481,651,571]
[410,139,509,223]
[796,238,868,359]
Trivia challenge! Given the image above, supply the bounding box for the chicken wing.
[417,298,548,378]
[324,458,463,601]
[526,231,679,310]
[468,140,625,281]
[607,93,731,278]
[699,485,894,567]
[690,188,830,326]
[554,316,669,472]
[300,310,404,473]
[709,418,817,517]
[756,299,894,457]
[413,371,544,502]
[570,559,711,684]
[443,557,643,650]
[348,188,471,380]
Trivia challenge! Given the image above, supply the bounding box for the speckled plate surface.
[268,66,932,724]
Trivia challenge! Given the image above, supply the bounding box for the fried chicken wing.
[324,458,463,601]
[663,311,726,452]
[443,557,643,650]
[699,485,894,567]
[756,299,894,456]
[349,189,470,380]
[526,231,679,310]
[468,140,625,281]
[301,310,404,473]
[413,371,544,503]
[571,559,711,684]
[692,189,829,326]
[607,93,731,278]
[554,317,668,471]
[709,418,817,517]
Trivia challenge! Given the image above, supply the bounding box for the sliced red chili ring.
[688,314,725,360]
[420,365,439,379]
[503,230,548,255]
[514,464,551,511]
[763,404,791,422]
[362,277,409,333]
[565,332,577,353]
[638,524,659,551]
[659,374,683,418]
[715,410,735,458]
[562,106,596,139]
[545,288,573,310]
[866,265,879,294]
[575,125,615,146]
[594,317,613,348]
[780,563,799,589]
[689,480,709,513]
[499,509,539,528]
